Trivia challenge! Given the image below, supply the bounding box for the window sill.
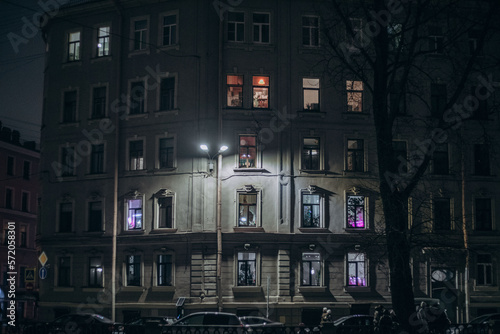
[90,56,112,63]
[298,286,327,294]
[233,168,269,173]
[87,117,111,125]
[155,109,179,117]
[156,44,180,52]
[344,228,370,232]
[59,122,80,128]
[62,61,82,68]
[342,112,370,119]
[152,168,177,174]
[299,169,327,175]
[54,287,75,292]
[82,287,104,292]
[344,286,371,293]
[152,286,176,292]
[125,113,149,120]
[343,170,368,176]
[122,230,145,235]
[128,49,150,57]
[298,46,322,54]
[298,110,326,118]
[122,286,144,291]
[85,173,108,179]
[85,230,105,234]
[124,170,148,176]
[473,285,497,292]
[298,228,330,233]
[233,227,265,232]
[150,228,177,234]
[232,286,262,294]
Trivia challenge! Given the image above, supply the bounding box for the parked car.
[46,313,124,334]
[162,312,244,333]
[333,315,374,334]
[239,316,284,328]
[124,316,175,334]
[447,313,500,334]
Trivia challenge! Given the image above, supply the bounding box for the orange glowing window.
[252,76,269,108]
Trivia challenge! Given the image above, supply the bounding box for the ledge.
[82,287,104,292]
[232,286,262,294]
[233,227,265,233]
[53,287,75,292]
[298,228,330,233]
[155,109,179,117]
[152,286,176,292]
[120,230,145,236]
[298,286,327,294]
[233,168,269,173]
[90,56,112,63]
[150,228,178,234]
[343,286,371,293]
[297,110,326,118]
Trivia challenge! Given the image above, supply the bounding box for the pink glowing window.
[347,195,365,228]
[127,199,143,230]
[348,252,366,286]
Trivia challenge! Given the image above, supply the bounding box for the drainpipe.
[461,139,469,322]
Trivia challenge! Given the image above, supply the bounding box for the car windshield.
[333,316,351,326]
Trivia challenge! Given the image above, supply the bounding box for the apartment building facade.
[38,0,500,326]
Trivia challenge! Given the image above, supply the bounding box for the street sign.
[39,251,48,266]
[39,267,48,280]
[25,268,36,282]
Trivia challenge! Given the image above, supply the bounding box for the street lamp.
[200,144,228,311]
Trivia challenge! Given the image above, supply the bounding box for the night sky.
[0,0,45,144]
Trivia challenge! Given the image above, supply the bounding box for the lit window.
[160,77,175,111]
[159,138,174,169]
[432,144,448,175]
[477,254,492,286]
[67,31,80,61]
[162,14,177,46]
[59,202,73,233]
[133,19,147,50]
[302,194,320,228]
[302,137,320,170]
[127,199,143,230]
[302,16,319,47]
[238,193,257,227]
[347,252,366,286]
[92,86,107,119]
[97,26,110,57]
[303,78,320,111]
[302,253,321,286]
[347,195,365,228]
[227,75,243,108]
[253,13,270,43]
[346,80,363,112]
[475,198,492,231]
[228,12,244,42]
[89,257,103,287]
[239,135,257,168]
[347,139,364,172]
[126,255,141,286]
[63,91,77,123]
[237,252,256,286]
[157,254,173,286]
[252,76,269,108]
[88,201,103,232]
[433,198,451,231]
[58,257,71,287]
[90,144,104,174]
[129,140,144,171]
[474,144,490,176]
[158,197,173,228]
[130,81,145,114]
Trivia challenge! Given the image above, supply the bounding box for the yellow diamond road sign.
[39,251,48,266]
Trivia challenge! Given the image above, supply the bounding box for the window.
[89,257,103,287]
[126,255,141,286]
[61,146,76,176]
[239,135,257,168]
[301,253,321,286]
[7,156,14,175]
[303,78,320,111]
[431,84,446,117]
[157,254,173,286]
[159,138,174,169]
[67,31,80,61]
[475,198,492,231]
[302,16,319,47]
[346,80,363,112]
[428,26,444,54]
[130,81,145,114]
[19,267,26,288]
[474,144,490,176]
[227,75,243,107]
[58,257,71,287]
[160,77,175,111]
[302,137,320,170]
[252,76,269,108]
[21,192,29,212]
[434,198,451,231]
[19,226,27,247]
[23,161,30,180]
[59,202,73,233]
[90,144,104,174]
[133,19,147,50]
[158,197,173,228]
[162,14,177,46]
[97,26,110,57]
[63,91,77,122]
[92,86,107,119]
[470,86,488,119]
[347,195,366,228]
[389,86,406,115]
[347,252,367,286]
[238,193,257,227]
[5,188,13,209]
[468,30,482,56]
[347,18,363,48]
[88,201,102,232]
[432,144,449,175]
[392,140,407,173]
[129,140,144,170]
[253,13,270,43]
[127,198,143,230]
[477,254,493,286]
[302,194,320,228]
[347,139,364,172]
[237,252,256,286]
[228,12,244,42]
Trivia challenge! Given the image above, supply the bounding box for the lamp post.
[200,144,227,311]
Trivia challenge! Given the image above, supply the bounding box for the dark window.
[302,16,319,47]
[23,161,30,180]
[238,193,257,227]
[97,26,110,57]
[303,78,320,111]
[158,197,173,228]
[19,226,27,247]
[68,32,80,61]
[89,257,103,287]
[160,78,175,110]
[157,254,172,286]
[347,253,366,286]
[432,144,449,175]
[92,86,107,118]
[474,144,490,176]
[59,202,73,233]
[475,198,492,231]
[58,257,71,286]
[21,192,29,212]
[469,86,488,120]
[228,12,244,42]
[431,84,446,117]
[239,135,257,168]
[130,82,145,114]
[302,137,320,170]
[477,254,492,285]
[253,13,269,43]
[63,91,77,122]
[347,139,364,172]
[127,199,142,230]
[429,26,444,54]
[434,198,451,230]
[252,76,269,108]
[127,255,141,286]
[302,194,320,228]
[5,189,13,209]
[7,156,14,175]
[88,201,102,232]
[301,253,321,286]
[133,20,147,50]
[129,140,144,170]
[392,141,407,173]
[61,147,75,176]
[90,144,104,174]
[159,138,174,168]
[227,75,243,107]
[162,15,177,46]
[347,195,365,228]
[237,252,256,286]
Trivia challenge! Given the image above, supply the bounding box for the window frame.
[57,256,72,287]
[67,30,81,62]
[301,136,322,171]
[302,78,320,111]
[131,17,149,51]
[346,139,365,172]
[96,25,110,57]
[158,75,177,111]
[89,143,105,174]
[154,191,175,229]
[476,254,493,286]
[156,136,176,170]
[57,200,74,233]
[87,199,104,232]
[61,89,78,123]
[127,138,145,171]
[125,254,142,287]
[227,11,245,42]
[300,191,324,228]
[252,75,270,109]
[124,196,144,231]
[252,12,270,44]
[90,84,108,119]
[474,197,493,231]
[159,11,178,47]
[236,251,258,286]
[238,134,258,169]
[155,253,174,287]
[302,15,319,47]
[346,80,363,113]
[346,194,368,229]
[236,187,261,228]
[227,74,244,108]
[301,252,322,286]
[88,256,103,287]
[128,79,147,115]
[346,252,368,287]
